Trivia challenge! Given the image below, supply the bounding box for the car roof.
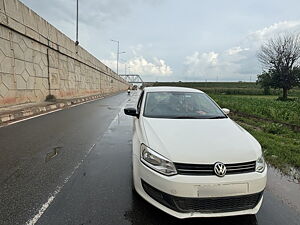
[144,86,204,93]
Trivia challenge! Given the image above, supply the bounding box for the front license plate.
[196,183,249,197]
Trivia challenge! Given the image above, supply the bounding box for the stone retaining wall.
[0,0,128,106]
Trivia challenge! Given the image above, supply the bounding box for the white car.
[124,86,267,219]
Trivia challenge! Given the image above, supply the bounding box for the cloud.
[17,1,300,82]
[227,47,249,56]
[130,44,144,56]
[129,57,172,76]
[102,55,172,76]
[21,0,165,30]
[184,52,219,77]
[20,0,76,25]
[249,21,300,43]
[185,52,218,66]
[183,47,258,81]
[183,20,300,81]
[243,20,300,53]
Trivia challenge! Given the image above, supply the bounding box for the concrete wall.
[0,0,128,106]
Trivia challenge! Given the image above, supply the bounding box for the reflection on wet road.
[1,91,299,225]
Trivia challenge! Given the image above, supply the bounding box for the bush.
[45,94,56,102]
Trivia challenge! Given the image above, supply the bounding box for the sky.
[20,0,300,82]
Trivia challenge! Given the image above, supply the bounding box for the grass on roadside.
[230,114,300,177]
[211,94,300,127]
[150,81,300,97]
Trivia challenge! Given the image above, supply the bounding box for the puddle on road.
[45,147,62,162]
[107,106,119,110]
[267,165,300,213]
[97,104,109,107]
[97,104,120,111]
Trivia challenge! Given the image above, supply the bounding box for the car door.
[132,91,145,157]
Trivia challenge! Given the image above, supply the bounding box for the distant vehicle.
[124,86,267,219]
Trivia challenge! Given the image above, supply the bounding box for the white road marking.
[25,189,60,225]
[68,97,103,109]
[0,97,104,128]
[25,101,124,225]
[25,143,96,225]
[0,108,63,128]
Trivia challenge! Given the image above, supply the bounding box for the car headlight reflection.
[256,156,266,173]
[140,144,177,176]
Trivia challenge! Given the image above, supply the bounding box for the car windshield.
[143,91,226,119]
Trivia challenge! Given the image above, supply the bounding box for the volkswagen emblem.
[214,162,227,177]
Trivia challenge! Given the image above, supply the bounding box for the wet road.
[0,91,299,225]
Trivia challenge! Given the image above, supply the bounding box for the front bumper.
[133,155,267,218]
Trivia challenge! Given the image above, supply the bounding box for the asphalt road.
[0,91,299,225]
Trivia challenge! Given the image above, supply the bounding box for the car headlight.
[140,144,177,176]
[256,156,266,173]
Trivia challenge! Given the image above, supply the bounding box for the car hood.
[142,117,261,164]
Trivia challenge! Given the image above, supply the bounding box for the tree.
[257,33,300,100]
[256,71,272,95]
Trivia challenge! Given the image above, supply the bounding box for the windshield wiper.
[208,116,226,119]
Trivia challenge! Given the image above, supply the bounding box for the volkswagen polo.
[124,86,267,218]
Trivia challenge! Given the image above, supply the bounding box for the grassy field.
[150,81,300,97]
[228,114,300,172]
[211,95,300,126]
[150,82,300,177]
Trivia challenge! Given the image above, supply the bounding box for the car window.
[143,91,226,119]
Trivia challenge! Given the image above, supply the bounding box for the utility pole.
[111,40,125,75]
[117,40,119,75]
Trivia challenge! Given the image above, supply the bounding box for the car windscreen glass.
[143,92,226,119]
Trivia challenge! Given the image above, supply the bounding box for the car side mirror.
[124,107,139,117]
[222,108,230,115]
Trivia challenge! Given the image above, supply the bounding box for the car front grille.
[141,180,263,213]
[174,161,256,176]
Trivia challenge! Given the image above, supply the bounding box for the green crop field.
[149,82,300,177]
[211,95,300,126]
[150,81,300,97]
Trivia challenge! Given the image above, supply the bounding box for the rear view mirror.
[124,107,139,117]
[222,108,230,115]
